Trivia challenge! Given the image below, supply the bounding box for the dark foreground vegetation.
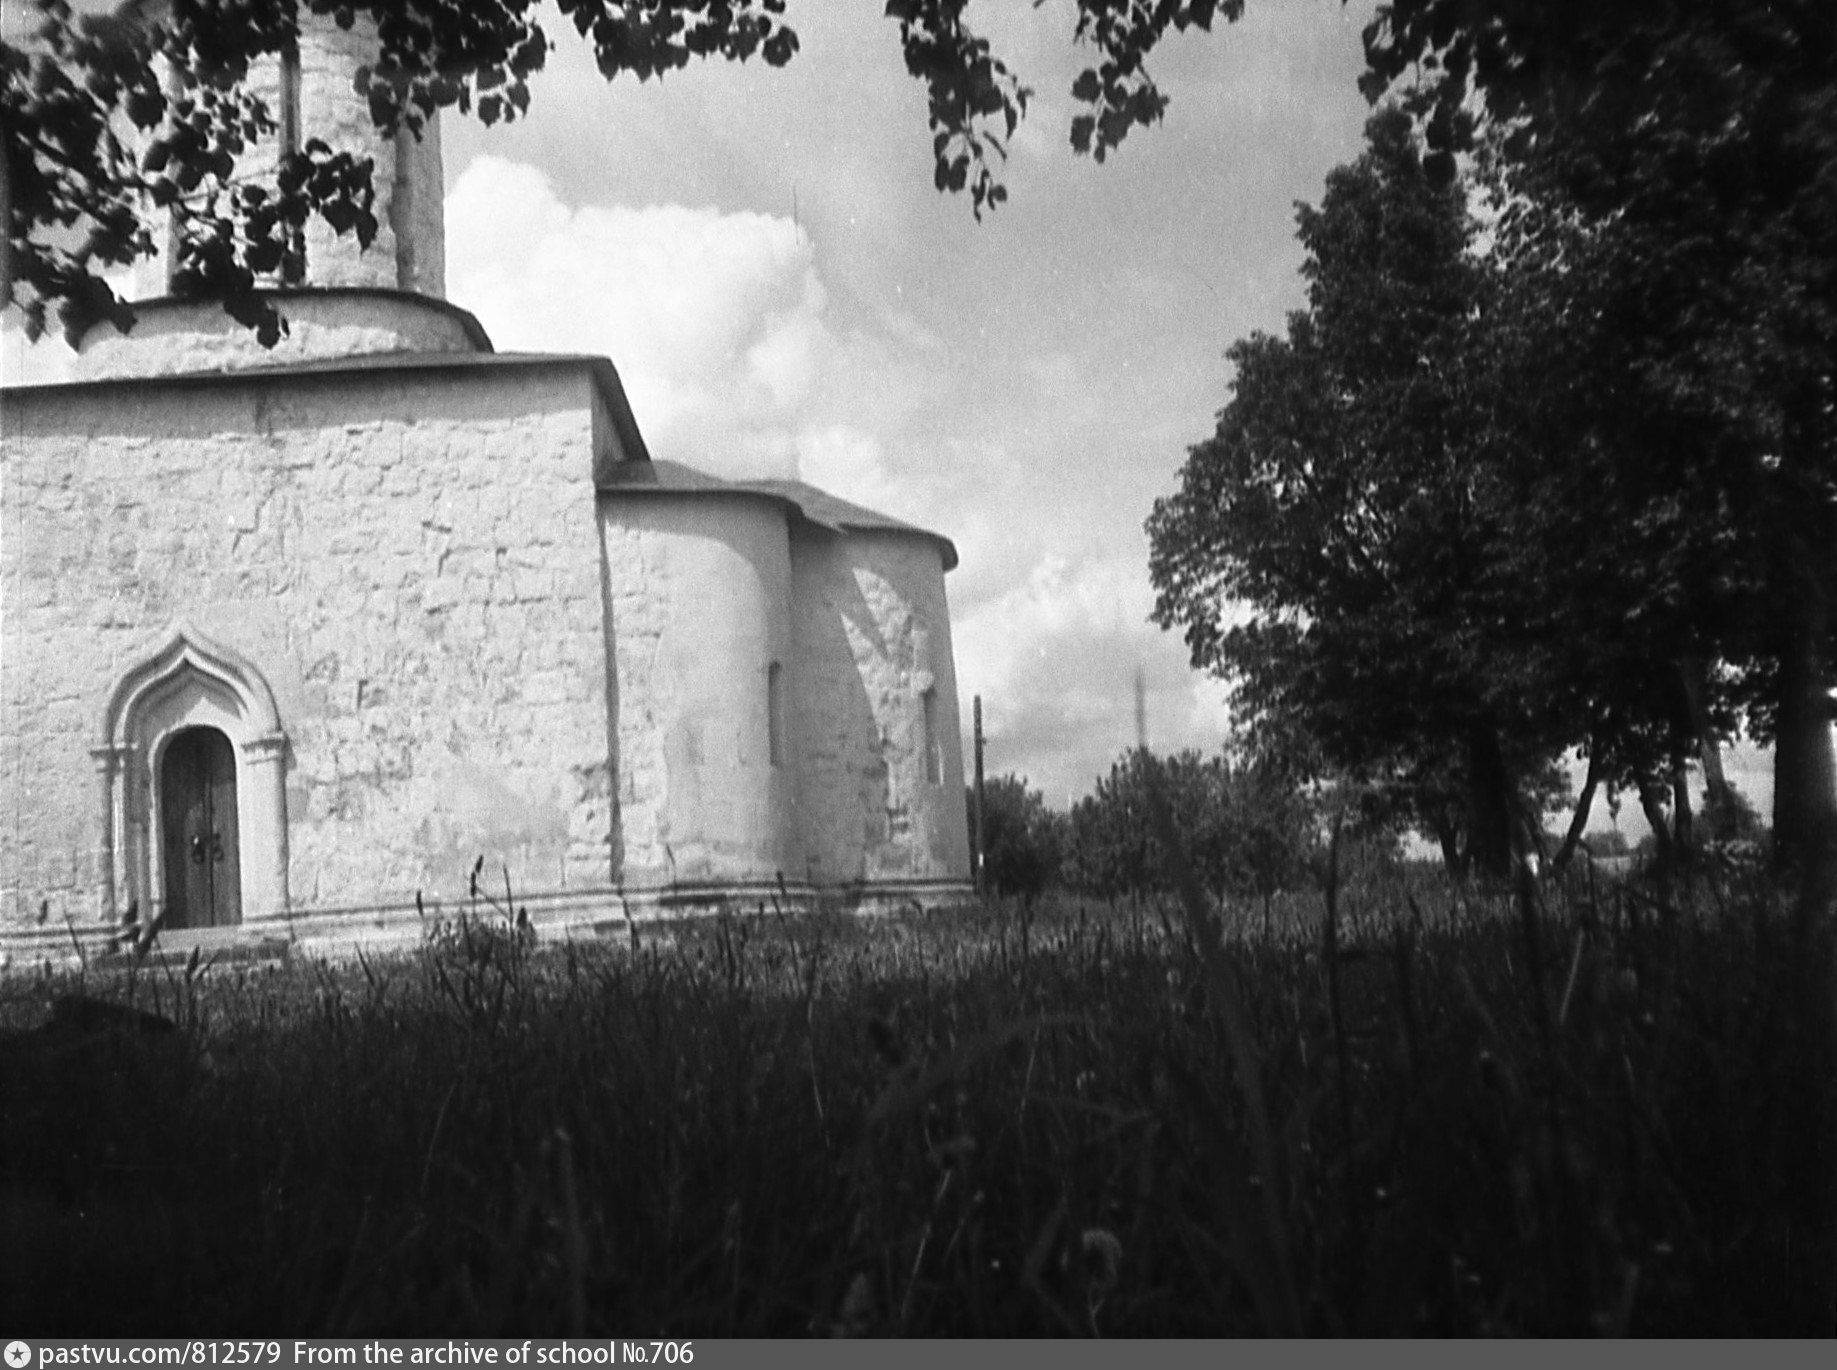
[3,854,1832,1336]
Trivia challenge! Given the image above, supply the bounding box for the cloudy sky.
[2,0,1772,830]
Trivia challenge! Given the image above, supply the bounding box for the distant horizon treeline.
[967,744,1766,903]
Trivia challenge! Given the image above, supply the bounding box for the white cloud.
[794,424,906,513]
[445,155,837,480]
[954,552,1232,803]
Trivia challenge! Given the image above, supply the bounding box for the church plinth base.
[0,879,978,968]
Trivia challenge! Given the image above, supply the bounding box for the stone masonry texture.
[1,363,613,928]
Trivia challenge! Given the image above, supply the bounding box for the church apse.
[598,461,971,905]
[597,491,799,892]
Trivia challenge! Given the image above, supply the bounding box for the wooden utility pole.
[972,695,986,896]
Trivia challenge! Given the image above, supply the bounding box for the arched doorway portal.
[159,726,243,927]
[96,622,289,928]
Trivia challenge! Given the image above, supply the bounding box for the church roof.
[3,339,956,570]
[603,460,959,571]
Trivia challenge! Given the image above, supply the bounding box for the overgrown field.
[2,859,1831,1335]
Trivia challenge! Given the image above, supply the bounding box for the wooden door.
[160,728,242,928]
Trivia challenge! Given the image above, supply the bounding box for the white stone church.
[0,14,972,957]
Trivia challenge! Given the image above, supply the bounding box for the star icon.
[5,1342,32,1369]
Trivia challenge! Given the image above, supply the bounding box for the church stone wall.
[0,365,614,932]
[787,526,883,886]
[857,533,972,883]
[791,530,971,888]
[598,494,796,888]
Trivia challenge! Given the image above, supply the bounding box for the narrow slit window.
[768,662,784,767]
[922,687,941,784]
[279,45,301,158]
[278,43,305,283]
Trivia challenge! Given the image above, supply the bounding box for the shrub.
[967,773,1066,900]
[1062,748,1320,901]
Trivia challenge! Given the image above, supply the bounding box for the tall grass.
[0,857,1828,1334]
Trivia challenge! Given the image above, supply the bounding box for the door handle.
[191,834,208,865]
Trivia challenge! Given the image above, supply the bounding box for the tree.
[1062,746,1318,902]
[1359,1,1837,877]
[1459,129,1763,869]
[1150,82,1803,878]
[1065,748,1197,899]
[1217,749,1322,918]
[966,773,1065,901]
[1148,109,1587,877]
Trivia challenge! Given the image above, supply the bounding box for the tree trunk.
[1768,499,1837,1332]
[1554,742,1604,871]
[1670,753,1694,853]
[1678,652,1732,804]
[1467,720,1513,880]
[1701,735,1730,812]
[1637,776,1673,865]
[1429,811,1466,879]
[1772,612,1837,872]
[1776,636,1837,1335]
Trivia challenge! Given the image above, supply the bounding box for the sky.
[0,0,1774,832]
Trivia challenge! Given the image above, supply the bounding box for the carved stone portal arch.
[94,623,290,926]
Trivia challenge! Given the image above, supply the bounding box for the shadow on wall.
[792,526,896,888]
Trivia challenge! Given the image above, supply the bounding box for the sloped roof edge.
[602,460,958,571]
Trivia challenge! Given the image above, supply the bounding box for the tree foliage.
[1062,747,1319,902]
[1153,9,1837,874]
[966,773,1066,902]
[1363,0,1837,868]
[1149,109,1587,877]
[962,751,1320,904]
